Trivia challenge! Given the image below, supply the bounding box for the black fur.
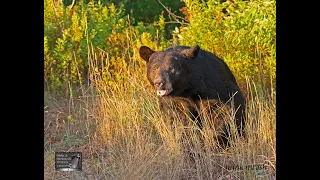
[139,45,246,146]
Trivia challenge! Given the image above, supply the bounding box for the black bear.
[139,45,246,146]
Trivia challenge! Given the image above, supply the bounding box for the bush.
[44,0,276,97]
[44,0,170,92]
[175,0,276,95]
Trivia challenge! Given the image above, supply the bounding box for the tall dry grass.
[44,47,275,180]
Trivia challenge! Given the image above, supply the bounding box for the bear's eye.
[168,66,175,73]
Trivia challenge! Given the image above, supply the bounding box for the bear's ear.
[139,46,154,62]
[182,45,200,59]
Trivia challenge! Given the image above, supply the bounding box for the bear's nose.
[154,82,164,88]
[154,79,165,89]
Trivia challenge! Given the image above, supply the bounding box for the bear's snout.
[154,79,166,90]
[154,78,173,96]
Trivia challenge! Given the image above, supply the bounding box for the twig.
[52,0,57,12]
[69,0,76,9]
[157,0,189,25]
[201,0,208,8]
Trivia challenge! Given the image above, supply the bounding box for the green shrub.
[175,0,276,94]
[44,0,276,97]
[44,0,172,92]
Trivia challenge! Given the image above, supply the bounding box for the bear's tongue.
[157,90,168,96]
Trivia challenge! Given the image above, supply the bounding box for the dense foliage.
[178,0,276,90]
[44,0,275,95]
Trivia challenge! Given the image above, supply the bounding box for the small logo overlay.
[55,152,82,172]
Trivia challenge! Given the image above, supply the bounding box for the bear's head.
[139,45,200,97]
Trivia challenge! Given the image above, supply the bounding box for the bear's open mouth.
[156,89,173,96]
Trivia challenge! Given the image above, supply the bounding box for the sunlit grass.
[45,44,275,180]
[44,41,275,179]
